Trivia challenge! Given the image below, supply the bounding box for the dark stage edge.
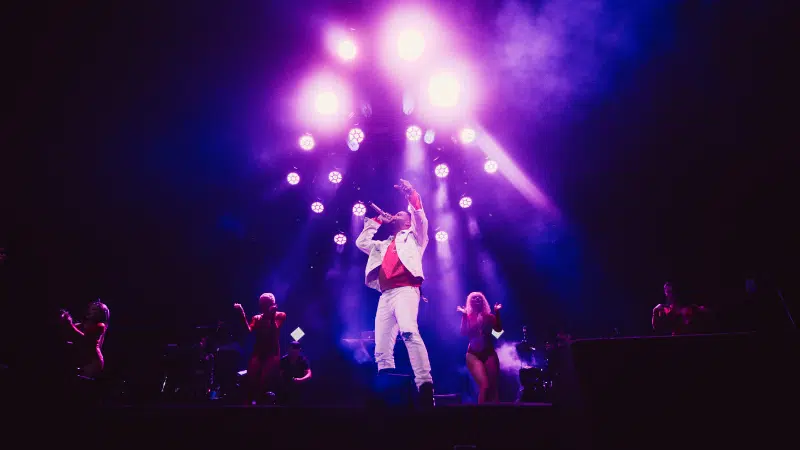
[21,403,558,450]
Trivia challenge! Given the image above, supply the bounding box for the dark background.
[2,1,796,401]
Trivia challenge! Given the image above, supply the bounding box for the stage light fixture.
[397,29,425,62]
[459,196,472,208]
[311,202,325,213]
[406,125,422,141]
[435,230,448,242]
[348,128,365,144]
[334,233,347,245]
[315,91,339,115]
[348,139,360,151]
[424,129,435,144]
[484,160,498,173]
[299,134,315,151]
[328,171,343,184]
[287,172,300,185]
[352,203,367,216]
[459,128,476,144]
[337,39,357,61]
[434,163,449,178]
[428,72,461,108]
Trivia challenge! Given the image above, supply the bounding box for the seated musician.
[279,341,312,405]
[652,282,710,335]
[60,300,110,378]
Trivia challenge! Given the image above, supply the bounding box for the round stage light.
[348,128,365,144]
[328,171,343,184]
[406,125,422,141]
[311,202,325,213]
[299,134,315,151]
[287,172,300,185]
[348,139,360,151]
[397,29,425,62]
[352,203,367,217]
[315,91,339,115]
[484,160,498,173]
[334,233,347,245]
[435,231,448,242]
[459,196,472,208]
[459,128,476,144]
[424,129,435,144]
[337,40,357,61]
[434,163,449,178]
[428,72,461,108]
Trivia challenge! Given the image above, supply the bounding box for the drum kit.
[158,322,243,402]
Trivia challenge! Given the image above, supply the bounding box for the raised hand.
[234,303,244,312]
[456,305,467,314]
[494,303,502,312]
[394,179,413,196]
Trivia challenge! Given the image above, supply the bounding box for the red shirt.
[375,191,424,291]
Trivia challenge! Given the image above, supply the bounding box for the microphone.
[369,202,387,216]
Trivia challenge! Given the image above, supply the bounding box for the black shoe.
[377,368,397,375]
[418,382,435,408]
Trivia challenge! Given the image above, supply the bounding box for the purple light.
[311,202,324,213]
[337,40,357,61]
[287,172,300,185]
[334,233,347,245]
[435,230,448,242]
[352,203,367,216]
[459,128,476,144]
[299,134,315,151]
[484,160,498,173]
[348,128,365,144]
[328,171,343,184]
[434,163,449,178]
[459,196,472,208]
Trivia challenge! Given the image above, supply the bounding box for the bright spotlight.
[348,139,360,151]
[459,196,472,208]
[424,129,435,144]
[287,172,300,185]
[459,128,476,144]
[328,171,343,184]
[337,39,357,61]
[352,203,366,216]
[299,134,315,151]
[406,125,422,141]
[348,128,365,144]
[311,201,325,213]
[334,233,347,245]
[397,29,425,62]
[434,163,449,178]
[435,230,448,242]
[315,91,339,115]
[484,160,498,173]
[428,72,461,108]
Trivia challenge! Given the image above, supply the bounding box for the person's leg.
[374,291,399,373]
[484,352,501,403]
[393,287,432,388]
[246,356,262,404]
[466,352,490,404]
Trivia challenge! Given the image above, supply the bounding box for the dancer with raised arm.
[458,292,502,403]
[234,293,286,404]
[60,300,110,378]
[355,178,434,406]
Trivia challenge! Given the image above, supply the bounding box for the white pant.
[374,286,433,388]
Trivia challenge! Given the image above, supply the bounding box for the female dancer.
[234,293,286,404]
[457,292,502,403]
[60,300,110,378]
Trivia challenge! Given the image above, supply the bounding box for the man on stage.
[356,178,434,406]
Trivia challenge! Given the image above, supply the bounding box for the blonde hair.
[464,292,490,317]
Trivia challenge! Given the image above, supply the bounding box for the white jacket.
[355,198,429,292]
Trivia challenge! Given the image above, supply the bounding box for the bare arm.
[296,368,312,383]
[492,310,503,333]
[275,311,286,328]
[457,306,469,335]
[234,304,252,332]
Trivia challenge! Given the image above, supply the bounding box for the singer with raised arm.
[234,293,286,404]
[458,292,502,403]
[355,178,434,406]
